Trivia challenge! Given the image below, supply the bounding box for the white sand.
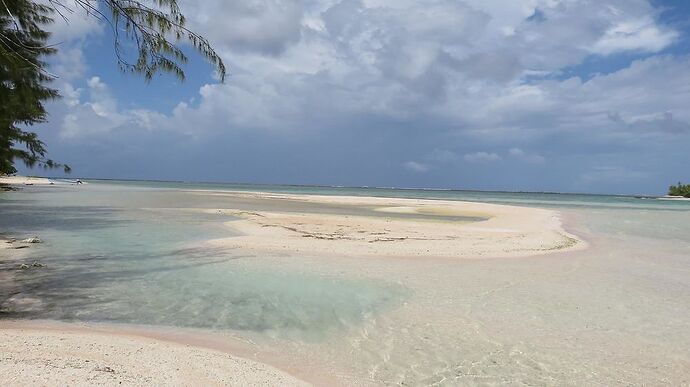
[0,327,309,386]
[0,175,54,186]
[201,191,583,259]
[0,188,586,385]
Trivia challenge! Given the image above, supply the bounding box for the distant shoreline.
[3,174,669,198]
[0,175,86,187]
[659,195,690,201]
[0,175,54,186]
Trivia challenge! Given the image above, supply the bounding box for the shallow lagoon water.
[0,185,406,340]
[1,181,689,385]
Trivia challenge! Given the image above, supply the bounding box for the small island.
[668,182,690,198]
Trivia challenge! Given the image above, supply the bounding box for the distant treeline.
[668,183,690,198]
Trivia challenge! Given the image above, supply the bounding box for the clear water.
[92,178,690,210]
[1,181,689,385]
[0,185,406,340]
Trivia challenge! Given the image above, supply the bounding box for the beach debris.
[95,366,115,373]
[20,237,42,243]
[16,262,46,269]
[370,237,408,243]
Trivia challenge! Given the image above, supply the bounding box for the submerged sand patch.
[198,192,584,258]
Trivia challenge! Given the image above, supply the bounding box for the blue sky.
[20,0,690,195]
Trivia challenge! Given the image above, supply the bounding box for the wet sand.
[199,191,583,258]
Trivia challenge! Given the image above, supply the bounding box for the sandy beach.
[0,182,584,385]
[1,180,688,385]
[0,176,54,186]
[2,181,310,387]
[201,191,583,259]
[0,325,308,386]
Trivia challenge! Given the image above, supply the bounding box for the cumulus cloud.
[147,0,685,139]
[32,0,690,193]
[40,0,102,43]
[626,111,690,135]
[463,152,501,163]
[591,18,677,55]
[403,161,429,173]
[180,0,305,55]
[60,77,130,138]
[508,148,545,164]
[149,1,683,142]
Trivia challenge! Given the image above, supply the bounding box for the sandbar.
[198,191,584,259]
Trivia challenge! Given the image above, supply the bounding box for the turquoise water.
[1,180,689,384]
[0,184,405,339]
[90,178,690,211]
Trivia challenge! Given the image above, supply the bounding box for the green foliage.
[668,182,690,198]
[0,0,69,174]
[53,0,226,82]
[0,0,225,175]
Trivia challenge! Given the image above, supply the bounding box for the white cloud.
[403,161,429,173]
[40,0,103,43]
[60,77,137,138]
[508,148,545,163]
[463,152,501,163]
[51,1,686,145]
[37,0,690,193]
[180,0,305,55]
[591,19,677,55]
[154,0,681,141]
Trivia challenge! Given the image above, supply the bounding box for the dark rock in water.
[31,261,46,268]
[17,263,30,270]
[12,246,29,250]
[20,237,41,243]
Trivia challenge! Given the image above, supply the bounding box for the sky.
[19,0,690,195]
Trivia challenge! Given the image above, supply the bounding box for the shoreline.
[194,190,586,259]
[658,195,690,201]
[0,182,590,385]
[0,320,311,386]
[0,175,54,186]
